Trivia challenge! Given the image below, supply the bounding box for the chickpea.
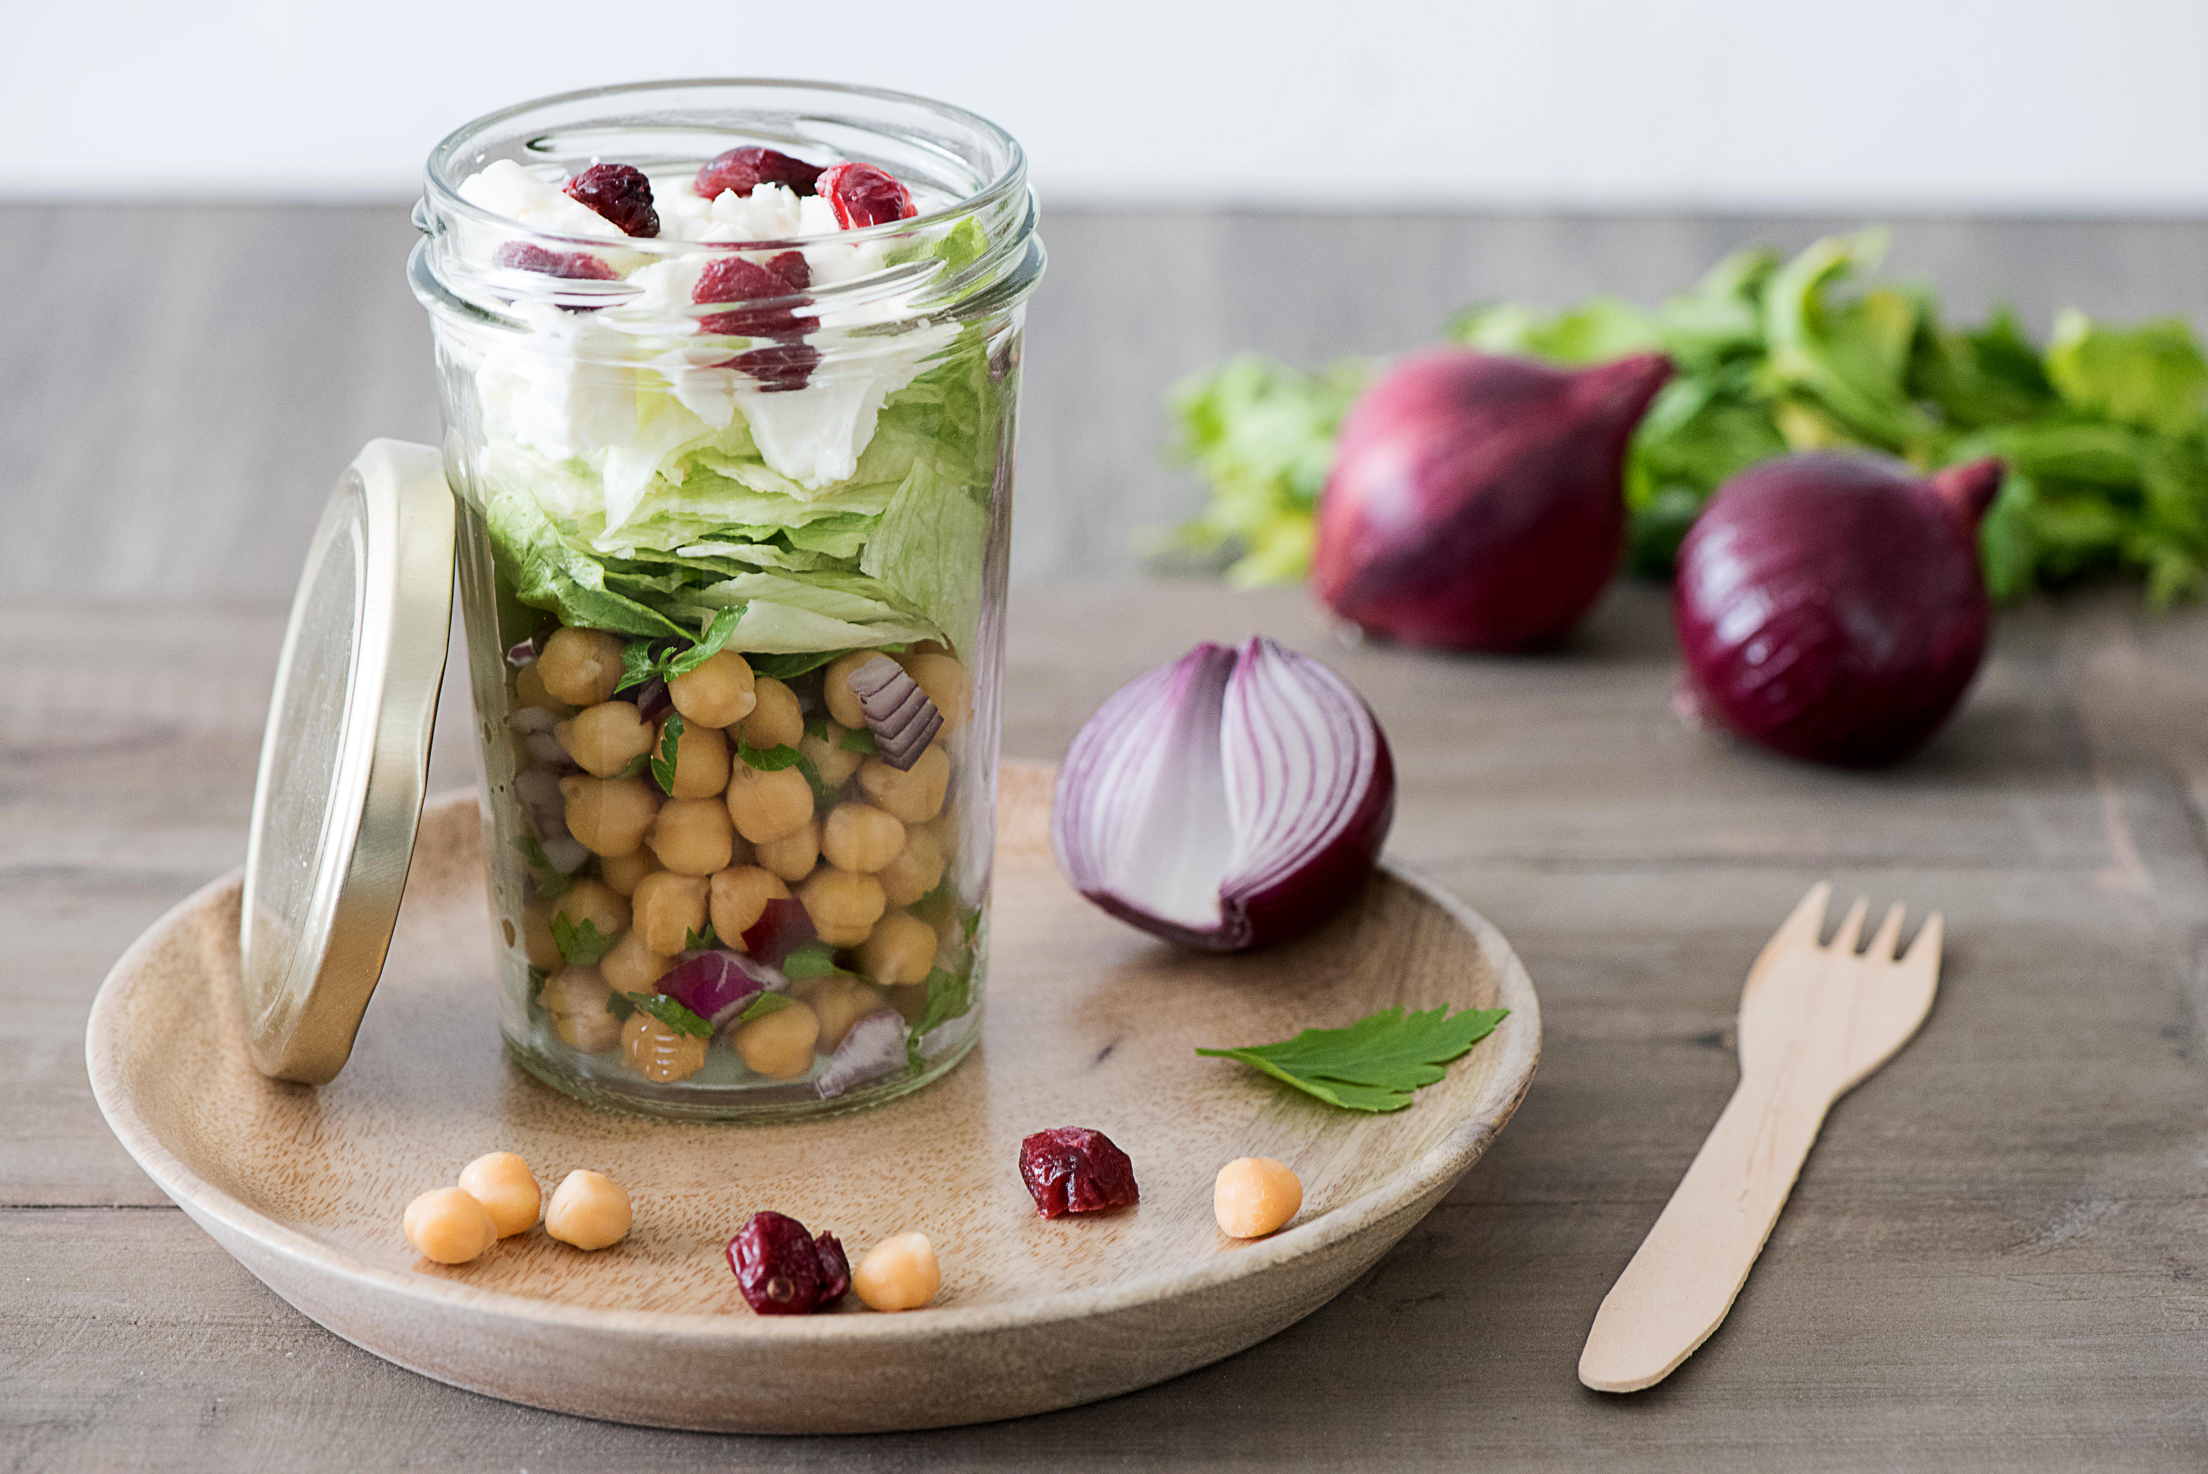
[822,802,906,875]
[556,700,655,777]
[542,966,619,1053]
[754,819,820,884]
[649,798,735,877]
[621,1011,708,1083]
[660,716,731,799]
[724,761,814,845]
[824,650,883,730]
[885,981,929,1025]
[709,866,790,943]
[876,828,945,907]
[600,928,674,993]
[858,910,937,986]
[544,1168,632,1251]
[668,649,756,729]
[552,878,630,941]
[599,846,661,899]
[857,746,949,824]
[537,627,625,707]
[899,651,971,732]
[560,774,660,857]
[521,903,561,968]
[403,1186,498,1265]
[733,998,821,1078]
[514,661,571,715]
[457,1152,541,1239]
[631,870,709,955]
[853,1231,941,1312]
[800,722,865,789]
[740,677,804,750]
[1213,1157,1304,1239]
[795,975,888,1051]
[798,868,886,947]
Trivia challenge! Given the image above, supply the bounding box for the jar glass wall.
[410,81,1042,1119]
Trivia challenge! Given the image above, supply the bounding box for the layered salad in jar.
[422,131,1032,1116]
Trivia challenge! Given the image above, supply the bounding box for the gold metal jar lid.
[240,439,455,1084]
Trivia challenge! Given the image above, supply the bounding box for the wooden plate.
[85,761,1540,1433]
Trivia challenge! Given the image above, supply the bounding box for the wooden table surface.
[7,204,2208,1470]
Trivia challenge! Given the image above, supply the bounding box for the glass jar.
[409,81,1042,1119]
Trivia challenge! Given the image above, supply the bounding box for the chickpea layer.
[631,871,709,955]
[795,974,889,1051]
[858,910,937,986]
[876,829,944,907]
[754,819,821,884]
[799,868,886,947]
[726,761,814,845]
[557,701,654,777]
[822,802,906,874]
[652,798,736,876]
[545,1169,632,1251]
[858,746,949,824]
[660,716,732,799]
[824,650,881,730]
[710,866,789,943]
[561,775,660,857]
[1214,1157,1303,1239]
[740,677,804,750]
[853,1232,941,1312]
[899,651,970,732]
[553,878,630,940]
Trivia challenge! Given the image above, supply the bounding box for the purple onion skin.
[1312,349,1673,653]
[1674,452,2005,768]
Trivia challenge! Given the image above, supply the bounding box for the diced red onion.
[739,897,817,967]
[506,638,539,668]
[815,1009,908,1098]
[537,834,590,875]
[1052,636,1395,952]
[660,949,784,1029]
[848,656,942,771]
[630,677,672,722]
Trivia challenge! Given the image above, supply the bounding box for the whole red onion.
[1673,452,2006,767]
[1311,349,1673,652]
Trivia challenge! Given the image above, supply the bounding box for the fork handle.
[1578,1068,1831,1392]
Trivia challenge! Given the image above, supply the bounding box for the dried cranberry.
[730,342,820,393]
[694,252,811,338]
[563,163,659,238]
[1019,1128,1140,1218]
[728,1211,848,1314]
[493,242,618,280]
[696,146,822,200]
[740,896,817,966]
[818,163,918,230]
[814,1231,851,1302]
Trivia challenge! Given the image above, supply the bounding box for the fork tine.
[1867,902,1906,961]
[1770,881,1833,952]
[1902,911,1944,973]
[1829,896,1870,954]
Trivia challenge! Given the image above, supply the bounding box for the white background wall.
[8,0,2206,210]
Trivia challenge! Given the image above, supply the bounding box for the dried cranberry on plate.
[1019,1128,1140,1218]
[818,162,918,229]
[696,145,823,200]
[563,163,660,238]
[728,1211,850,1314]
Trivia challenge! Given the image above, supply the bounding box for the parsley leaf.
[749,649,853,681]
[1195,1005,1510,1114]
[907,965,974,1067]
[616,606,748,692]
[624,992,713,1039]
[794,751,840,808]
[803,711,830,742]
[683,924,716,951]
[666,606,746,679]
[614,752,650,780]
[782,941,838,979]
[740,992,796,1022]
[840,725,878,754]
[615,638,669,694]
[651,712,685,794]
[550,914,617,967]
[518,837,575,899]
[735,738,803,772]
[604,989,636,1022]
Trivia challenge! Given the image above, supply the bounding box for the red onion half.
[1312,349,1673,652]
[1674,452,2005,767]
[1052,637,1395,952]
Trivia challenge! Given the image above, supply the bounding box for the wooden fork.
[1578,882,1943,1393]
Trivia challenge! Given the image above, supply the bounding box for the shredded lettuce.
[476,321,1005,652]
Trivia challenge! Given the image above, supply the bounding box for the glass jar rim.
[421,76,1029,259]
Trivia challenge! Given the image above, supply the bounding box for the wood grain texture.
[8,203,2208,1466]
[82,778,1537,1433]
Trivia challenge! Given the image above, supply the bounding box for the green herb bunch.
[1167,228,2208,606]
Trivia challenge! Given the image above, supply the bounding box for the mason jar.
[408,81,1042,1118]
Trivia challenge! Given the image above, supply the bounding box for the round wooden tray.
[86,761,1539,1434]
